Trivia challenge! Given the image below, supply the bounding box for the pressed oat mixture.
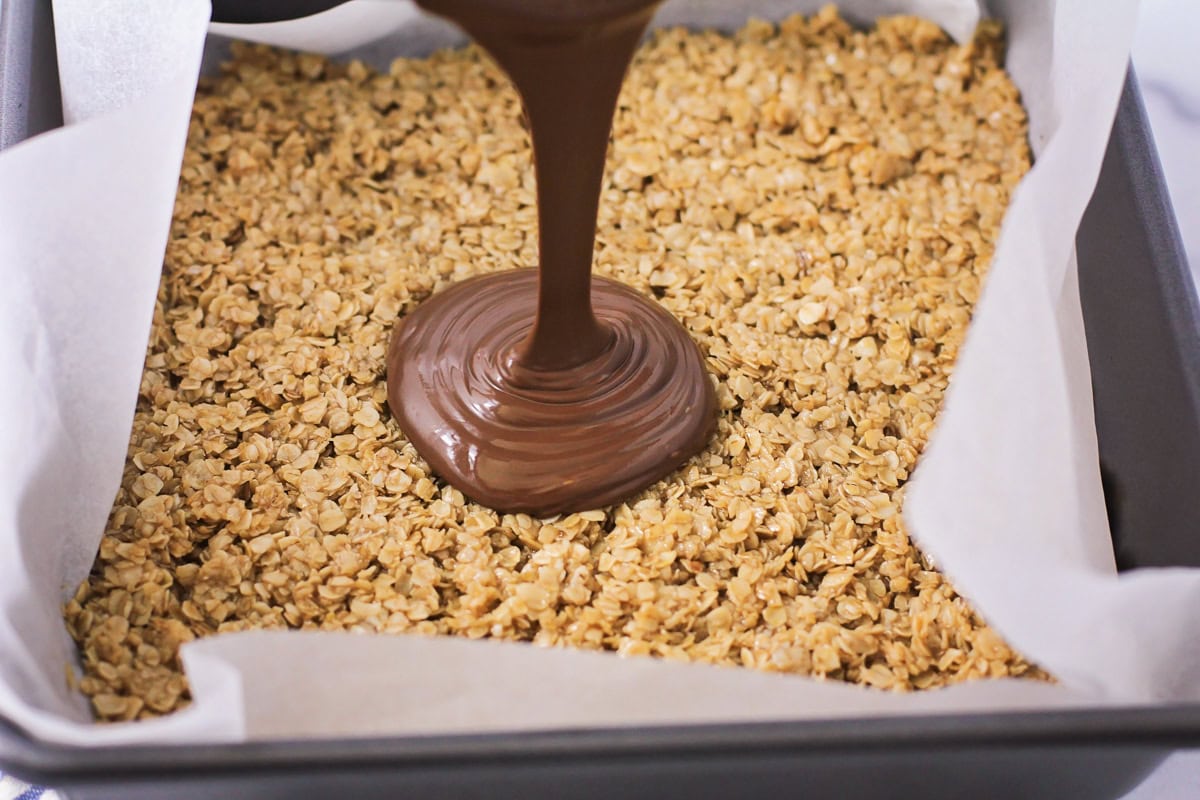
[65,9,1040,722]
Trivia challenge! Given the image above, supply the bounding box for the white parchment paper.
[0,0,1181,748]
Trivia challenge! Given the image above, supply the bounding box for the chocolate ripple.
[386,269,716,516]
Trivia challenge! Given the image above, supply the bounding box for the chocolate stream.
[388,0,717,515]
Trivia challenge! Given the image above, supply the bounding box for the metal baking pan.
[2,0,1199,797]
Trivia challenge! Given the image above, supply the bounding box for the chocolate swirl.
[387,271,716,516]
[387,0,716,516]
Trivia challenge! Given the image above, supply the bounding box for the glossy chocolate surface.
[387,0,716,515]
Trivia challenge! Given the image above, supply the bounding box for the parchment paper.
[0,0,1178,748]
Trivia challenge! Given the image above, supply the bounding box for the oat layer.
[65,9,1039,722]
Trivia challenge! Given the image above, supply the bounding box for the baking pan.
[1076,74,1200,571]
[1,0,1199,797]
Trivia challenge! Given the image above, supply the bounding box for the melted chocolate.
[387,0,717,516]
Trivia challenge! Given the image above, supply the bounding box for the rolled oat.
[65,8,1041,722]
